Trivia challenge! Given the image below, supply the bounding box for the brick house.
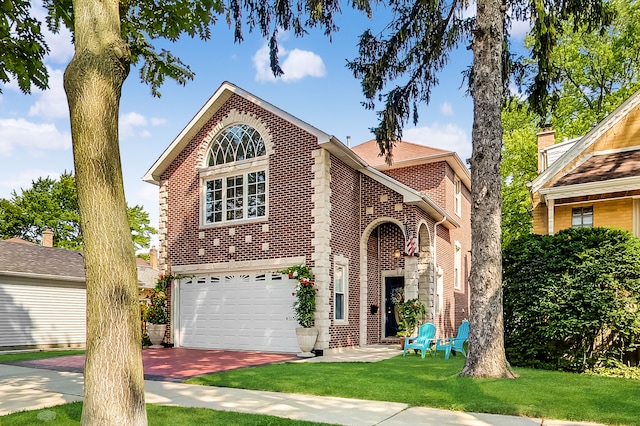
[143,81,471,354]
[530,90,640,236]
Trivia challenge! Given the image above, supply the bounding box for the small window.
[454,175,462,217]
[572,206,593,228]
[206,124,266,166]
[334,257,348,322]
[454,242,462,290]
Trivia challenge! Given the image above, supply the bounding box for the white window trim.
[199,157,269,228]
[334,255,349,325]
[454,175,462,217]
[454,241,462,291]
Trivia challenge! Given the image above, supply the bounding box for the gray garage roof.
[0,239,85,282]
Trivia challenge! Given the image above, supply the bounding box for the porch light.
[393,249,402,259]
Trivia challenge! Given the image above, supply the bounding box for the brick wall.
[161,94,318,266]
[328,155,361,348]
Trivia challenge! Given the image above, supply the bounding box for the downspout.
[432,216,446,322]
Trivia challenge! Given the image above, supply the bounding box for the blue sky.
[0,2,528,249]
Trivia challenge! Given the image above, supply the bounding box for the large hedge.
[503,227,640,372]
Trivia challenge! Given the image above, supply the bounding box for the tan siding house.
[530,90,640,236]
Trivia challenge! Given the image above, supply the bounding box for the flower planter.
[295,327,318,358]
[146,323,166,348]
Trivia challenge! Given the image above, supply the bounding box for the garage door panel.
[178,272,299,353]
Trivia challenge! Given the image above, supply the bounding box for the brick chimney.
[42,228,54,247]
[149,246,158,270]
[537,126,556,172]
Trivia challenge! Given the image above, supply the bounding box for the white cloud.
[404,123,471,162]
[31,0,74,64]
[0,118,71,157]
[28,68,69,119]
[0,169,63,198]
[253,42,326,83]
[150,117,167,126]
[440,102,454,116]
[509,17,531,40]
[119,112,148,140]
[457,1,530,40]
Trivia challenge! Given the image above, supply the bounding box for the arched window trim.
[206,124,266,167]
[199,110,272,227]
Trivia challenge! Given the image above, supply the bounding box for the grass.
[185,354,640,426]
[0,402,332,425]
[0,350,84,363]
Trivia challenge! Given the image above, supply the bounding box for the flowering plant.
[141,273,176,325]
[280,264,316,328]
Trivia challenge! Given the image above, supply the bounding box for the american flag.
[405,235,417,256]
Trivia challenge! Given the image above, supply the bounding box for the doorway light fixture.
[393,249,402,259]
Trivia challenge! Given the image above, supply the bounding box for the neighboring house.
[0,232,86,350]
[530,90,640,236]
[143,81,471,354]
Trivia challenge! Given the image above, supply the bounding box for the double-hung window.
[334,256,348,323]
[201,124,268,225]
[454,175,462,217]
[572,206,593,228]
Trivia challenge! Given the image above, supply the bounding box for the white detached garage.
[0,238,86,350]
[173,269,300,353]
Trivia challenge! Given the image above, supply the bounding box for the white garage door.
[178,272,299,353]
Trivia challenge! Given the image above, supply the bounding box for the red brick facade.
[149,82,471,352]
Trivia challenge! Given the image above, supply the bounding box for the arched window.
[201,124,268,225]
[207,124,266,166]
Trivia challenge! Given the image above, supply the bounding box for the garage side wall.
[0,276,86,350]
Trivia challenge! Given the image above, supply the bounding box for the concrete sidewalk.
[0,363,604,426]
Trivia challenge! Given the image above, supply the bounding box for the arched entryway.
[358,218,434,346]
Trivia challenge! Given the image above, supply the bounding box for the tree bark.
[64,1,147,424]
[460,0,516,379]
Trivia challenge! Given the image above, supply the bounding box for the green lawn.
[0,403,332,425]
[0,350,84,363]
[186,355,640,426]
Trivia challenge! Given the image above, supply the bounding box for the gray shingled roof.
[0,239,85,281]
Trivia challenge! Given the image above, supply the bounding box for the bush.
[503,227,640,372]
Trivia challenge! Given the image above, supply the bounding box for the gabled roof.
[553,150,640,187]
[351,140,471,190]
[531,89,640,195]
[143,81,459,229]
[0,239,85,282]
[143,81,333,185]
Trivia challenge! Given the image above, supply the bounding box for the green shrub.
[503,227,640,372]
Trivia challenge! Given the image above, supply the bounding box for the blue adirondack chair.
[403,323,436,358]
[434,320,469,359]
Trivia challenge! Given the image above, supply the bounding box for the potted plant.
[280,264,318,357]
[397,298,426,339]
[142,274,171,348]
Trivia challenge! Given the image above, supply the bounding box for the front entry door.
[384,276,404,338]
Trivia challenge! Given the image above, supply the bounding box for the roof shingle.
[0,239,86,279]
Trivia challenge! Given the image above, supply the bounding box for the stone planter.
[146,323,166,348]
[295,327,318,358]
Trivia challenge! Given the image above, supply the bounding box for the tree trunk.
[64,1,148,424]
[460,0,516,379]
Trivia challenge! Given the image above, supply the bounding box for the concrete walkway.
[0,347,605,426]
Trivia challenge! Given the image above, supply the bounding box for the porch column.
[547,199,555,235]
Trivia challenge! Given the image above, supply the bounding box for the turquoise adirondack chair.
[403,323,436,358]
[434,320,469,359]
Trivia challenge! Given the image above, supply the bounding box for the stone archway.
[359,217,406,346]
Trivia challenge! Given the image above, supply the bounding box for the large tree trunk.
[459,0,516,379]
[64,1,148,424]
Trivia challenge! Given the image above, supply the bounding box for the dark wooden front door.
[384,276,404,338]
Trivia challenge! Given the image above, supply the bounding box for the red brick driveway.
[7,348,297,382]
